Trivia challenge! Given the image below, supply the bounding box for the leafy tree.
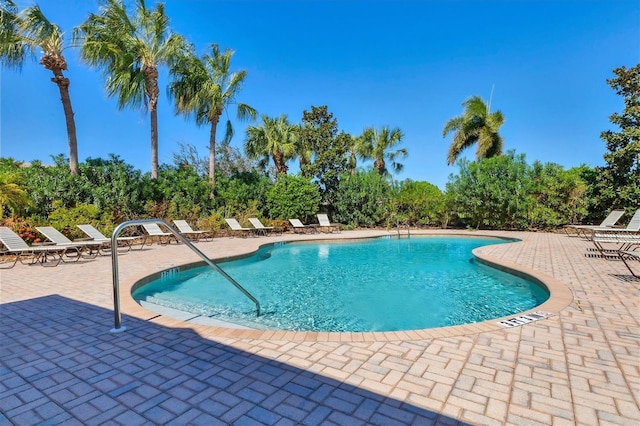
[244,114,298,175]
[333,171,391,227]
[442,95,505,165]
[266,174,320,221]
[150,164,213,221]
[299,105,350,207]
[19,156,89,217]
[0,0,79,174]
[0,170,31,218]
[214,170,271,218]
[591,64,640,214]
[446,152,532,229]
[528,162,588,228]
[168,43,256,187]
[80,155,149,221]
[359,126,407,175]
[75,0,188,179]
[389,180,444,227]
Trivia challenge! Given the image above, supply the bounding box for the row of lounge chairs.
[0,214,343,268]
[568,208,640,277]
[224,214,341,237]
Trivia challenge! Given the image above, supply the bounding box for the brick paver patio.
[1,229,638,425]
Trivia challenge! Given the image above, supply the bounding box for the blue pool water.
[132,236,549,332]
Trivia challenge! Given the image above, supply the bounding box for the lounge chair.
[289,218,317,234]
[36,226,107,258]
[77,224,145,252]
[141,223,179,245]
[224,218,254,237]
[248,218,275,236]
[588,209,640,255]
[0,226,80,268]
[173,220,211,242]
[565,209,625,237]
[317,213,341,233]
[618,250,640,277]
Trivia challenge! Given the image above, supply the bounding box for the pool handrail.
[110,218,261,333]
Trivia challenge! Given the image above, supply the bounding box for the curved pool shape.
[132,236,549,332]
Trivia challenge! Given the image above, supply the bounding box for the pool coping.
[120,232,574,342]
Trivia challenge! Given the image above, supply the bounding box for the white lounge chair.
[173,220,211,242]
[566,209,625,237]
[225,218,254,237]
[0,226,80,268]
[289,218,317,234]
[36,226,106,258]
[589,209,640,255]
[77,224,145,252]
[141,223,178,245]
[317,213,340,233]
[248,218,275,236]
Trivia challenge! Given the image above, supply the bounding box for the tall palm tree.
[244,115,297,175]
[442,95,505,165]
[0,0,79,175]
[359,126,407,175]
[168,43,256,187]
[74,0,187,179]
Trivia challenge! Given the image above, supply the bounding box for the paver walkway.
[1,230,638,425]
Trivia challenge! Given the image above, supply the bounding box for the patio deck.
[1,230,638,425]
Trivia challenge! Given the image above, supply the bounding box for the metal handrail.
[396,222,411,238]
[110,218,261,333]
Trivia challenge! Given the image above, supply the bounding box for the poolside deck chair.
[224,218,254,238]
[77,224,145,252]
[248,218,275,236]
[36,226,106,258]
[141,223,179,245]
[587,209,640,255]
[618,250,640,277]
[565,209,625,237]
[0,226,80,268]
[173,220,211,242]
[289,218,318,234]
[317,213,341,233]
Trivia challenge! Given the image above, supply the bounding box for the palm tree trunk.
[209,120,217,187]
[145,67,160,180]
[51,70,78,175]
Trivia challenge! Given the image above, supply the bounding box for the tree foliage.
[590,64,640,215]
[333,171,391,227]
[266,174,320,222]
[168,43,256,186]
[299,106,350,206]
[75,0,188,179]
[443,95,504,165]
[389,180,444,227]
[0,0,79,174]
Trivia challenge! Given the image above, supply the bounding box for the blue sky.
[1,0,638,189]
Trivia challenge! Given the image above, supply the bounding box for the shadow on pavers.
[0,295,471,425]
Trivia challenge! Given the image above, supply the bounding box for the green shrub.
[266,174,320,221]
[333,171,391,227]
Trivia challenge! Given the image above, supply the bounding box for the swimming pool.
[132,236,549,332]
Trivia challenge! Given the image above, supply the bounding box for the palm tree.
[244,115,298,175]
[168,43,256,187]
[442,95,505,165]
[0,171,31,217]
[74,0,187,179]
[359,126,407,175]
[0,0,79,175]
